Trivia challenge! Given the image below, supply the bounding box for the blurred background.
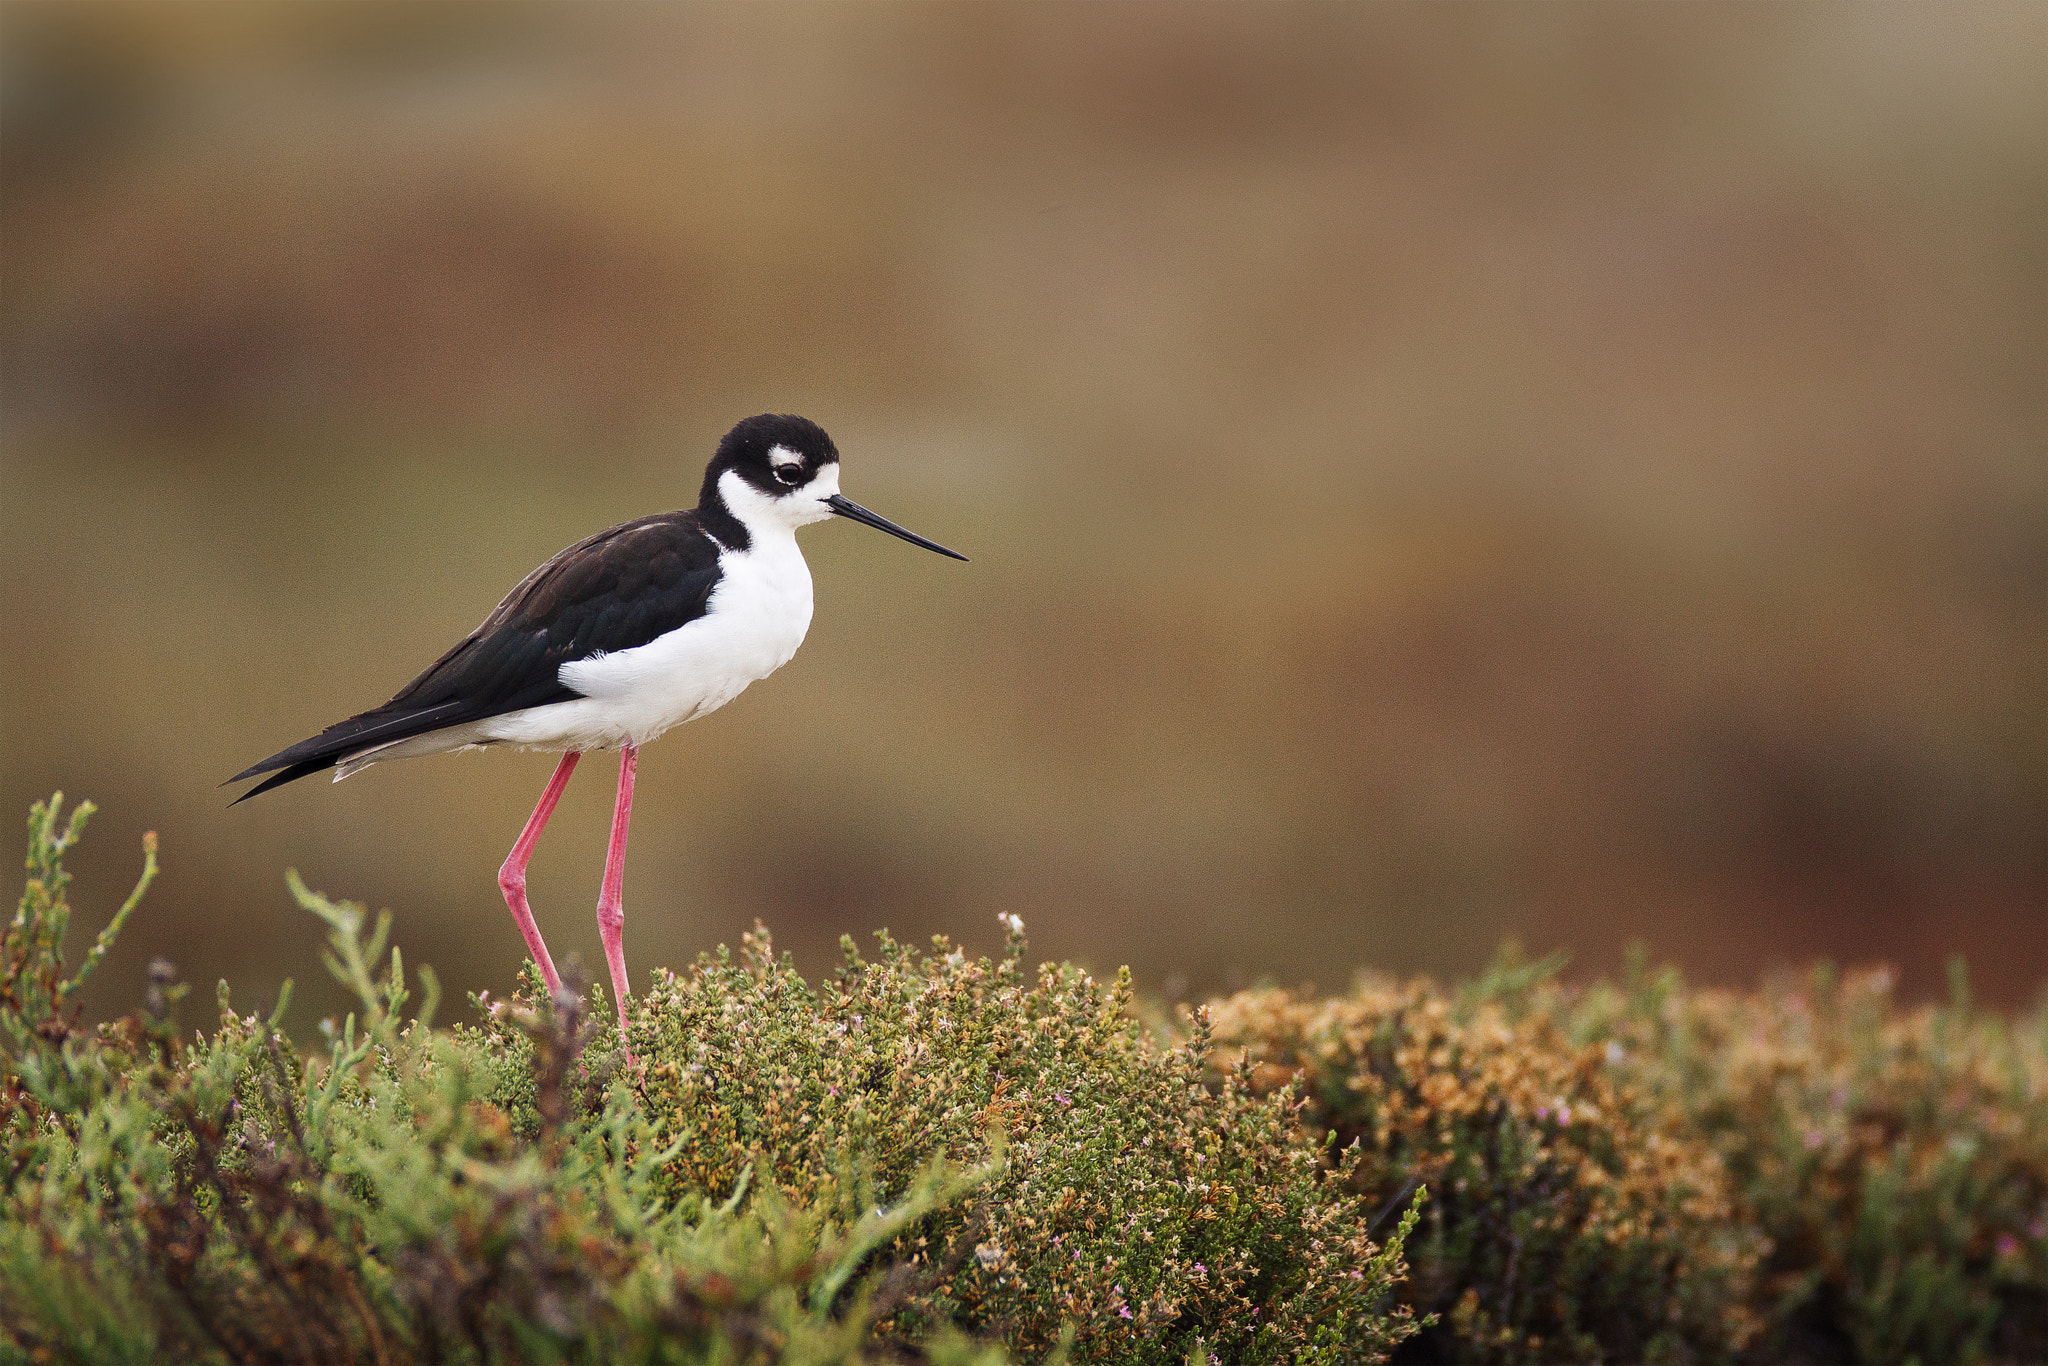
[3,2,2043,1030]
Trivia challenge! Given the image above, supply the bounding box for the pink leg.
[497,752,580,999]
[596,744,638,1052]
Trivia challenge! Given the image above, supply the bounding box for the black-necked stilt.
[228,414,965,1044]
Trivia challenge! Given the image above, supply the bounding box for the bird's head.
[703,413,966,559]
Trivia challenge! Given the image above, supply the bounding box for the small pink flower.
[1997,1234,2020,1259]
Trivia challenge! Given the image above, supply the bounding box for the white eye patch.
[768,444,804,473]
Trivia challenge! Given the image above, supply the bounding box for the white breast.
[480,528,814,753]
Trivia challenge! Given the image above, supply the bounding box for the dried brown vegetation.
[1210,949,2048,1364]
[1210,965,1759,1363]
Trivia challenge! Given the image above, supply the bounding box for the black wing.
[228,510,725,801]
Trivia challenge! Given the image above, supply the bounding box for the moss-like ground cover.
[5,796,2045,1364]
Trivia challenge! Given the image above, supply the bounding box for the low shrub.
[3,797,1017,1365]
[1573,953,2048,1365]
[1206,953,1760,1365]
[0,796,1420,1365]
[560,923,1421,1364]
[10,791,2044,1364]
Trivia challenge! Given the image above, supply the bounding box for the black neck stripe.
[696,488,750,552]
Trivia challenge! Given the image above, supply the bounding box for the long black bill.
[826,493,968,561]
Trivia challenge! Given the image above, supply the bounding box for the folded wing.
[227,511,725,801]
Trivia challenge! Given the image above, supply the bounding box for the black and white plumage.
[228,414,965,1048]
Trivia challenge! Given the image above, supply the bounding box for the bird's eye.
[774,465,804,485]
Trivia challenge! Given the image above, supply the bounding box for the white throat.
[716,466,840,544]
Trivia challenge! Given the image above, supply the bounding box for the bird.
[228,413,965,1047]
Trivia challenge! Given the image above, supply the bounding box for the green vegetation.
[5,797,2045,1363]
[2,798,1415,1364]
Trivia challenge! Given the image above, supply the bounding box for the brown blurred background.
[3,2,2043,1030]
